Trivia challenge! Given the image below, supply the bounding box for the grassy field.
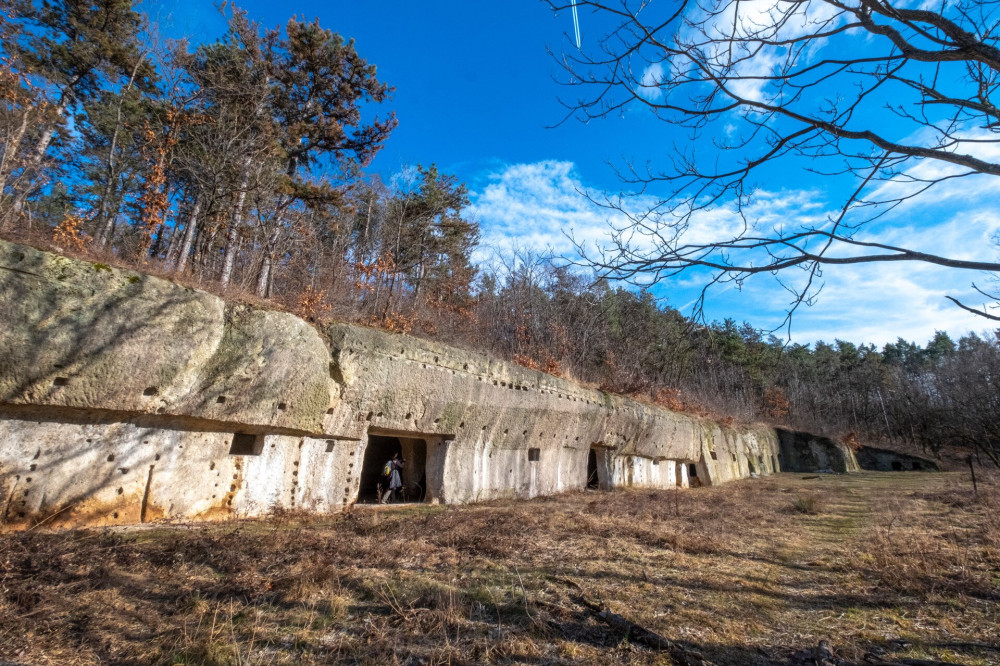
[1,471,998,665]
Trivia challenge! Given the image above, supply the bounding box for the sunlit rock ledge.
[0,240,857,528]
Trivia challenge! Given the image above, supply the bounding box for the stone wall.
[0,240,853,528]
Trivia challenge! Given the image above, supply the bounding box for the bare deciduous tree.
[546,0,1000,322]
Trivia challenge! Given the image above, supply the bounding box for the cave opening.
[587,448,599,489]
[358,435,428,504]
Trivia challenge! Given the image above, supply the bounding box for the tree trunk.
[0,110,31,225]
[11,93,72,214]
[94,181,115,245]
[176,196,202,274]
[96,58,143,245]
[256,253,271,298]
[254,199,292,299]
[149,222,165,259]
[221,164,251,289]
[97,198,119,247]
[362,190,373,262]
[10,125,56,215]
[164,224,179,264]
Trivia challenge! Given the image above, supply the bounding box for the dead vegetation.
[0,471,997,665]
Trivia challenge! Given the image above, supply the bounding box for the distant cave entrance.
[688,463,703,487]
[891,461,903,471]
[587,448,599,489]
[359,435,428,504]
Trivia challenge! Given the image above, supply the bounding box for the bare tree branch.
[545,0,1000,323]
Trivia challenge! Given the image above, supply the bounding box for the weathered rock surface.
[0,240,856,528]
[0,241,332,433]
[855,446,938,472]
[776,429,860,474]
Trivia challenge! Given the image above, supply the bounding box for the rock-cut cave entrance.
[587,448,599,489]
[358,434,428,504]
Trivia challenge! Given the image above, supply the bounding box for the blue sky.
[148,1,1000,347]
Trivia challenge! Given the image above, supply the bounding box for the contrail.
[571,0,581,48]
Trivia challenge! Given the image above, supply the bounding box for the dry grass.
[0,471,998,665]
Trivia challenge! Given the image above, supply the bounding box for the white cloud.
[677,0,843,102]
[469,160,759,263]
[692,208,1000,344]
[639,62,665,101]
[780,258,997,346]
[469,159,1000,344]
[468,160,619,257]
[864,128,1000,212]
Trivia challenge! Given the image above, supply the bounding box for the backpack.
[382,460,393,477]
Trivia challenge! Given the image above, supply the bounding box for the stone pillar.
[664,459,677,487]
[398,437,426,499]
[424,437,449,504]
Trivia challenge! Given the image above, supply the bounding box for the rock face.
[855,446,938,472]
[0,240,856,528]
[776,429,860,474]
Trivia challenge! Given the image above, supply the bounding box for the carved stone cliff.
[0,240,857,528]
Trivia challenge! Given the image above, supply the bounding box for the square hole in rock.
[229,433,264,456]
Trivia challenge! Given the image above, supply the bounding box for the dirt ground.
[0,471,997,665]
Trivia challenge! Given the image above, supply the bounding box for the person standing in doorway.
[381,453,404,504]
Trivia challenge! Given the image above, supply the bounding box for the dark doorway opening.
[891,461,903,471]
[587,449,599,489]
[359,434,428,504]
[688,462,702,487]
[359,435,400,504]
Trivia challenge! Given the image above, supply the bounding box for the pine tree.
[6,0,155,213]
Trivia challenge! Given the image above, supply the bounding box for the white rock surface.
[0,240,854,528]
